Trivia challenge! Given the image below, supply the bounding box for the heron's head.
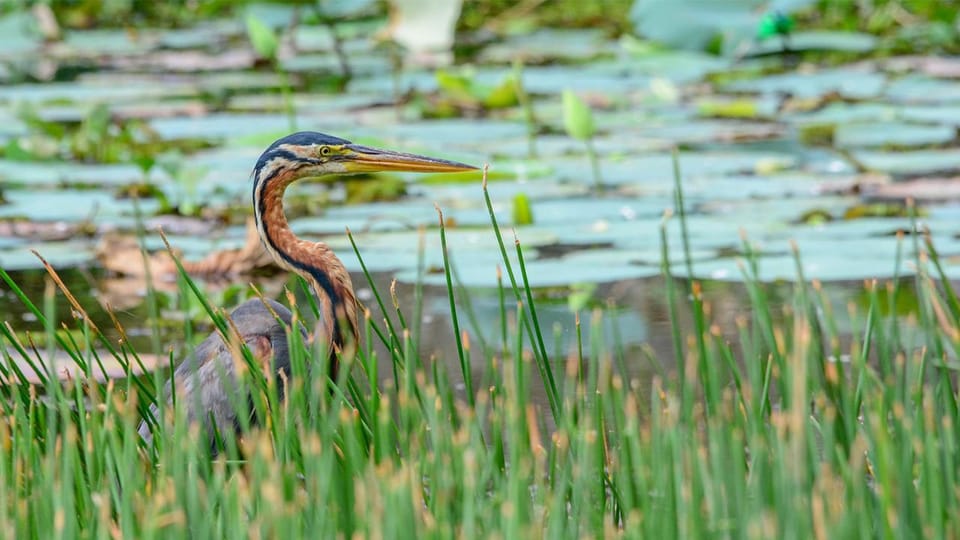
[253,131,477,185]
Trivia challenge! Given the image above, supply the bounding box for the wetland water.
[1,261,884,415]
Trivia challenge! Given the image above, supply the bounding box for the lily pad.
[281,53,390,76]
[834,122,956,148]
[789,102,898,125]
[150,113,337,141]
[897,105,960,126]
[886,76,960,104]
[415,179,588,204]
[746,30,877,55]
[158,21,242,49]
[322,226,558,254]
[676,173,866,201]
[479,28,614,63]
[489,133,671,159]
[0,160,167,187]
[786,217,916,240]
[852,149,960,176]
[562,246,717,267]
[722,69,886,100]
[630,0,773,55]
[0,12,42,58]
[140,233,248,259]
[683,251,914,282]
[861,178,960,203]
[0,81,190,106]
[290,198,501,233]
[243,2,298,29]
[316,0,380,18]
[0,241,94,271]
[638,119,784,144]
[341,243,536,275]
[353,119,527,149]
[62,29,158,56]
[554,150,798,187]
[621,49,731,84]
[397,254,657,288]
[0,190,161,222]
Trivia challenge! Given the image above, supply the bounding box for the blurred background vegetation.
[2,0,957,52]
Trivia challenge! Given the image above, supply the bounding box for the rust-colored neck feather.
[254,166,359,358]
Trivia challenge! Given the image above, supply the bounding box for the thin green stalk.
[481,169,560,420]
[436,204,473,407]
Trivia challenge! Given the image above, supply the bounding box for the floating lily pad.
[293,25,337,52]
[489,134,670,159]
[834,122,956,148]
[353,119,528,149]
[158,20,242,49]
[346,68,437,94]
[415,179,588,205]
[886,76,960,104]
[0,12,42,58]
[523,197,670,226]
[150,113,337,141]
[243,2,298,28]
[521,63,655,94]
[0,160,167,187]
[228,93,378,114]
[562,246,717,267]
[0,237,25,249]
[723,69,886,100]
[621,49,731,84]
[630,0,768,54]
[747,30,877,55]
[341,243,536,275]
[322,226,558,255]
[397,254,657,288]
[695,97,777,119]
[675,173,864,201]
[281,53,390,76]
[864,177,960,204]
[0,81,190,105]
[683,251,914,282]
[290,198,500,233]
[62,29,158,56]
[852,149,960,176]
[897,105,960,126]
[789,102,898,125]
[554,150,798,187]
[654,121,785,145]
[0,241,94,271]
[479,28,614,63]
[316,0,379,18]
[783,217,920,244]
[140,233,248,259]
[0,190,161,222]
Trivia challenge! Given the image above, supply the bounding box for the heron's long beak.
[342,144,477,173]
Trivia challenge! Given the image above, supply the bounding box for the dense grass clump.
[0,172,958,539]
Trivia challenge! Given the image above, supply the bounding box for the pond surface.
[0,6,958,391]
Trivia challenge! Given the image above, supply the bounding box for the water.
[1,264,880,413]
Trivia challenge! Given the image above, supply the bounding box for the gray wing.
[138,333,272,450]
[138,299,299,452]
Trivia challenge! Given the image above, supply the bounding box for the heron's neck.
[255,171,359,354]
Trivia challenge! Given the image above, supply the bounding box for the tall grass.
[0,167,958,538]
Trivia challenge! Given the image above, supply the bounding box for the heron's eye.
[319,146,332,157]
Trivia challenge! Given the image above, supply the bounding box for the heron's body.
[139,131,475,449]
[138,299,304,449]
